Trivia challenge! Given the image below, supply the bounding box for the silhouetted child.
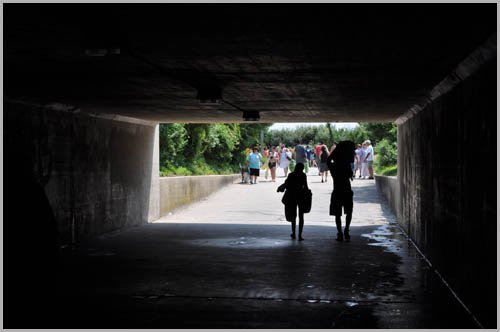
[327,141,356,242]
[277,162,309,241]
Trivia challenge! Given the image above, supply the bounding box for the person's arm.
[365,150,371,161]
[277,174,290,192]
[327,150,334,164]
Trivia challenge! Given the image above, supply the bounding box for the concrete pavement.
[49,167,479,328]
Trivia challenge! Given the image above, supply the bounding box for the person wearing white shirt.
[364,140,374,179]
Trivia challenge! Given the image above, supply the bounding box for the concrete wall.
[4,101,160,246]
[374,175,401,222]
[160,175,239,216]
[396,36,496,328]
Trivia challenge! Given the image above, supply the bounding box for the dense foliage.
[159,122,397,176]
[159,123,271,176]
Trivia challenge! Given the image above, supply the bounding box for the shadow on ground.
[40,221,479,329]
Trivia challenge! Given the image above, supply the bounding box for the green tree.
[358,123,396,146]
[204,124,240,164]
[159,123,188,167]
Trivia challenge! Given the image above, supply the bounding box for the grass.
[375,164,397,176]
[160,164,239,177]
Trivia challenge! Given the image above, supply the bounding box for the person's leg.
[325,170,328,182]
[335,215,343,241]
[344,213,352,241]
[368,161,374,179]
[291,220,296,239]
[298,211,304,241]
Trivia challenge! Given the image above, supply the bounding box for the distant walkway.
[156,166,390,227]
[56,166,479,328]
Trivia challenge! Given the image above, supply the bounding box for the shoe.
[368,177,374,180]
[336,232,344,242]
[321,179,324,183]
[290,233,296,240]
[344,230,350,241]
[298,236,304,241]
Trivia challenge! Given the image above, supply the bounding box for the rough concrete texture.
[4,5,496,122]
[3,101,159,245]
[397,52,496,327]
[375,175,401,222]
[148,125,161,222]
[160,174,240,217]
[28,169,480,329]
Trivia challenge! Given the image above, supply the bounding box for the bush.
[374,138,397,168]
[377,164,397,176]
[160,165,193,177]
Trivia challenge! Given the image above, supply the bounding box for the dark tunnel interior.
[2,3,497,329]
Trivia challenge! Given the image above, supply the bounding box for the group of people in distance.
[354,140,374,180]
[240,141,317,184]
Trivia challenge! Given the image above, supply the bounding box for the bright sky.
[269,122,359,130]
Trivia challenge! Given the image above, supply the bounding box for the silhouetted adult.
[277,162,309,241]
[327,141,356,242]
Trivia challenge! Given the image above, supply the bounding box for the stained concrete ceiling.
[4,4,496,123]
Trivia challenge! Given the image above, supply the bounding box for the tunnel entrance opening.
[155,121,396,226]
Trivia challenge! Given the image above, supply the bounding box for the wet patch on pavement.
[187,236,292,249]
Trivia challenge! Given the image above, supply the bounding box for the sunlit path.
[156,167,389,228]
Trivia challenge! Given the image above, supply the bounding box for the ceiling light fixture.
[197,85,222,105]
[242,110,260,122]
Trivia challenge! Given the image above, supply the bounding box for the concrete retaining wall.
[4,101,160,246]
[160,175,239,216]
[396,37,496,328]
[374,175,401,222]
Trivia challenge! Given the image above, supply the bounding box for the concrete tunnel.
[3,3,497,329]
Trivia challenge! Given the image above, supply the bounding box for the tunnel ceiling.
[4,4,496,123]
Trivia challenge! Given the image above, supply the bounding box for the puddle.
[188,237,291,249]
[361,224,403,254]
